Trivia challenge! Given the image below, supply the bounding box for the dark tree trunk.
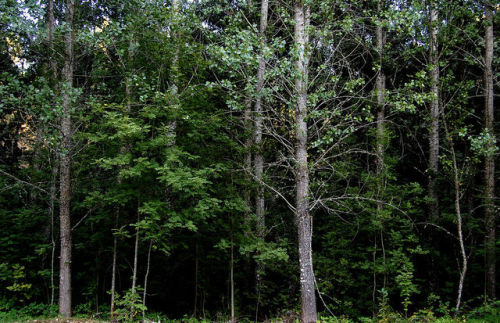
[58,0,74,317]
[294,2,316,322]
[484,1,495,300]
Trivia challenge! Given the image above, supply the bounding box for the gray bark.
[58,0,74,317]
[428,2,440,221]
[46,0,57,307]
[484,1,495,300]
[442,117,467,313]
[142,239,153,320]
[294,3,317,322]
[168,0,179,143]
[375,0,387,294]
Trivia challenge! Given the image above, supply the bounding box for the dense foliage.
[0,0,498,321]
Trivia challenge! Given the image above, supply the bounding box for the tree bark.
[484,1,495,300]
[110,210,119,316]
[142,239,153,320]
[375,0,387,295]
[168,0,179,143]
[442,117,468,313]
[254,0,269,311]
[428,1,440,222]
[294,2,317,322]
[46,0,57,307]
[230,240,235,323]
[58,0,74,317]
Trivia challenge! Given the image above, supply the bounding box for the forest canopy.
[0,0,498,322]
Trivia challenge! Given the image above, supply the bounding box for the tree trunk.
[254,0,269,311]
[110,210,119,316]
[142,239,153,320]
[46,0,57,306]
[442,119,468,313]
[58,0,74,317]
[50,162,57,306]
[294,3,317,322]
[231,242,235,323]
[484,1,495,300]
[375,0,388,298]
[193,242,198,317]
[428,1,440,222]
[168,0,179,143]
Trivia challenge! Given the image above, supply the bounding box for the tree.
[254,0,269,309]
[483,0,495,300]
[428,0,440,222]
[58,0,75,317]
[293,1,316,322]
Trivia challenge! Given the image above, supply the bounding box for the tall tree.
[58,0,75,317]
[484,0,495,300]
[254,0,269,300]
[428,0,440,222]
[293,1,316,322]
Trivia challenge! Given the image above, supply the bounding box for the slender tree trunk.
[46,0,57,306]
[168,0,179,143]
[50,162,57,306]
[453,153,467,313]
[428,1,440,222]
[142,239,153,320]
[131,215,140,293]
[110,210,119,316]
[244,98,252,228]
[484,1,495,300]
[374,0,388,300]
[193,242,198,317]
[58,0,74,317]
[254,0,269,313]
[442,119,468,313]
[130,210,140,319]
[294,3,316,322]
[230,239,235,323]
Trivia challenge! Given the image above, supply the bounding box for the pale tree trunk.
[46,0,57,307]
[168,0,179,143]
[47,0,57,80]
[58,0,74,317]
[230,240,235,323]
[244,98,252,229]
[50,163,57,306]
[254,0,269,314]
[110,211,118,316]
[428,1,440,222]
[484,1,495,300]
[294,3,316,322]
[131,212,140,318]
[442,118,468,313]
[142,239,153,320]
[374,0,388,299]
